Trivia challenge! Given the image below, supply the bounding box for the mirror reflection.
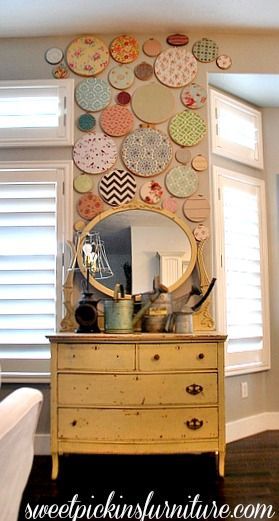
[78,206,197,297]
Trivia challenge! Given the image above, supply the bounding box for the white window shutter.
[0,182,57,345]
[0,80,74,146]
[213,167,270,375]
[210,88,263,169]
[0,161,73,382]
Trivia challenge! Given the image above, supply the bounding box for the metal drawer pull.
[185,418,203,430]
[186,383,203,395]
[198,353,205,360]
[153,354,160,361]
[71,420,77,427]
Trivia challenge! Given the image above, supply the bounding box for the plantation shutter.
[216,169,270,373]
[0,182,57,342]
[0,163,72,382]
[0,80,74,146]
[210,88,263,169]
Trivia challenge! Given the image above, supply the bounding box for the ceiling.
[209,74,279,107]
[1,0,279,38]
[1,0,279,107]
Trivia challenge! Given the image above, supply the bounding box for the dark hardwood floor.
[19,431,279,520]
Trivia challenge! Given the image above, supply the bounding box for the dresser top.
[47,332,226,343]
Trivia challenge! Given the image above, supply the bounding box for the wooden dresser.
[48,333,226,479]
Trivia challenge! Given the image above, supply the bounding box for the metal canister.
[104,299,134,333]
[175,311,193,334]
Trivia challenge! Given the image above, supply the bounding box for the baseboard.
[34,413,279,455]
[34,433,50,455]
[226,412,279,443]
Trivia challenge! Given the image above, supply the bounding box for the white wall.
[131,225,188,293]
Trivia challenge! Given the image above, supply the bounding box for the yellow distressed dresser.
[48,333,226,479]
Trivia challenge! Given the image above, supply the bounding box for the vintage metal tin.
[104,300,134,333]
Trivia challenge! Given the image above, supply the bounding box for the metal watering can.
[104,282,168,334]
[165,278,216,333]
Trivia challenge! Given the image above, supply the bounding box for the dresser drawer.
[58,373,217,406]
[138,343,218,371]
[58,407,218,442]
[57,343,135,371]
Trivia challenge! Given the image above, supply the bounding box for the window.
[0,161,73,382]
[0,80,74,146]
[212,167,270,375]
[210,88,264,169]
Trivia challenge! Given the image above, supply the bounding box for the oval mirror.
[77,202,197,297]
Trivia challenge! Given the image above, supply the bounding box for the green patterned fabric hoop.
[192,38,219,63]
[165,165,199,198]
[169,110,207,147]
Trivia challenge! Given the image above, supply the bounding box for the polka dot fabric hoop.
[192,38,219,63]
[108,65,134,89]
[165,165,199,198]
[77,193,104,220]
[73,133,117,174]
[100,105,133,136]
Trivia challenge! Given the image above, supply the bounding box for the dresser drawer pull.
[71,420,77,427]
[186,383,203,395]
[153,354,160,361]
[185,418,203,430]
[197,353,205,360]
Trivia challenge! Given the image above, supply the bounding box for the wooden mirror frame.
[76,200,198,297]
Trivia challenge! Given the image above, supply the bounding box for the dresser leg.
[217,450,225,477]
[51,452,59,480]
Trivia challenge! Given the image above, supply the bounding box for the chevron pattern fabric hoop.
[99,169,137,206]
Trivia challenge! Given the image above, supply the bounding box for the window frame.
[0,160,73,383]
[209,87,264,170]
[0,79,74,147]
[211,165,271,376]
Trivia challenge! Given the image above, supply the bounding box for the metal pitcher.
[104,282,168,334]
[165,311,193,334]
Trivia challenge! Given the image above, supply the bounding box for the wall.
[131,224,189,293]
[262,108,279,414]
[1,31,279,438]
